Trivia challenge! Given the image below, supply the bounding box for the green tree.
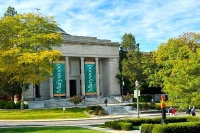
[150,32,200,107]
[0,12,63,109]
[4,6,17,16]
[122,50,144,92]
[117,33,139,94]
[121,33,137,51]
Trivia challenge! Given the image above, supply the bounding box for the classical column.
[81,57,85,95]
[65,57,70,97]
[49,77,53,98]
[108,58,120,96]
[95,57,100,96]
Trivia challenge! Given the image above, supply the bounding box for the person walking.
[172,107,176,116]
[191,106,196,116]
[186,106,191,116]
[168,107,172,116]
[104,98,108,107]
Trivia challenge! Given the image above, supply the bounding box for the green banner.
[53,63,66,96]
[84,64,96,95]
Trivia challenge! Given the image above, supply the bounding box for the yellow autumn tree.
[0,12,63,109]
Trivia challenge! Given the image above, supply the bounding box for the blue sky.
[0,0,200,52]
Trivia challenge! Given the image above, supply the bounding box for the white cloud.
[0,0,200,52]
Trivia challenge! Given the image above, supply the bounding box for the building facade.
[25,33,121,100]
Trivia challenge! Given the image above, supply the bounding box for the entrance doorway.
[70,80,76,97]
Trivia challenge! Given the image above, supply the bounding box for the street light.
[135,80,139,118]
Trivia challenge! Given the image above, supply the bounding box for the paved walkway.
[77,125,140,133]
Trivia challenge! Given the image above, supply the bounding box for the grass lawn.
[0,108,91,120]
[90,124,140,130]
[0,126,107,133]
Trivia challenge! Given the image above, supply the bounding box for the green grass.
[0,126,107,133]
[0,108,91,120]
[90,124,140,130]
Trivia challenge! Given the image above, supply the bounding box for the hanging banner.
[53,63,66,96]
[84,63,96,95]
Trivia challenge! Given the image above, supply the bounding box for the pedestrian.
[172,107,176,116]
[168,107,172,116]
[191,106,196,116]
[186,106,191,116]
[104,98,108,107]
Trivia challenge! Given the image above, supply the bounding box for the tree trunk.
[20,84,25,110]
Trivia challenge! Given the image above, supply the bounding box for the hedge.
[152,122,200,133]
[106,116,199,131]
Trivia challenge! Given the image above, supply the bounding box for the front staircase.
[28,96,121,108]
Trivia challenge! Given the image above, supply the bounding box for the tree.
[149,32,200,107]
[4,6,17,16]
[121,50,144,92]
[0,12,63,109]
[121,33,137,51]
[117,33,139,94]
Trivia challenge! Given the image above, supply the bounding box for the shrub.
[133,95,152,102]
[98,110,104,116]
[85,105,104,116]
[122,94,133,101]
[155,104,161,110]
[105,121,132,130]
[0,100,6,109]
[152,122,200,133]
[4,101,15,109]
[119,122,132,130]
[87,110,94,114]
[141,124,154,133]
[85,106,92,111]
[142,103,149,110]
[15,101,21,109]
[68,96,83,105]
[92,112,96,115]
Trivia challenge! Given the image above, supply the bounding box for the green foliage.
[0,100,6,109]
[98,110,104,116]
[122,93,133,101]
[105,121,132,131]
[121,33,136,51]
[4,6,17,16]
[15,101,28,109]
[0,11,63,110]
[85,106,105,116]
[152,122,200,133]
[141,103,149,110]
[4,101,15,109]
[122,50,144,89]
[133,95,152,102]
[141,124,154,133]
[68,96,83,105]
[87,110,94,114]
[146,32,200,106]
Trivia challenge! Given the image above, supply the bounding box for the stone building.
[25,31,121,100]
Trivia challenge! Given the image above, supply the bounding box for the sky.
[0,0,200,52]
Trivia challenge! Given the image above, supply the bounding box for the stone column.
[95,57,100,95]
[108,58,120,96]
[49,77,53,98]
[81,57,85,95]
[65,57,70,97]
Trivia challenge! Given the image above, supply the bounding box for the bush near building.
[0,100,28,109]
[85,105,107,116]
[68,96,83,105]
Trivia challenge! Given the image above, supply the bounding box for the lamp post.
[135,80,139,118]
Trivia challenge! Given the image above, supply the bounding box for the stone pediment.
[62,34,120,46]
